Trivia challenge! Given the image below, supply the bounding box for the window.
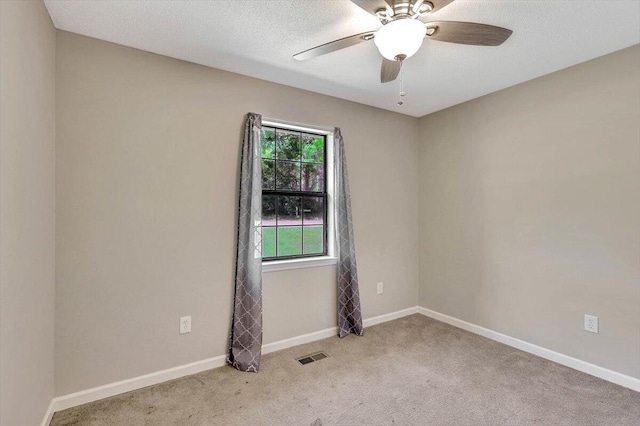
[261,124,329,262]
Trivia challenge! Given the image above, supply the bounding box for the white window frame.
[261,118,337,273]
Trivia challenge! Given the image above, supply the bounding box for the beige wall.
[419,45,640,378]
[55,31,420,395]
[0,1,56,424]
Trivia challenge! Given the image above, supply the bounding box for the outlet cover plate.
[180,316,192,334]
[584,314,598,333]
[377,282,383,294]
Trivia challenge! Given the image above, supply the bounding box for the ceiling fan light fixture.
[374,18,426,61]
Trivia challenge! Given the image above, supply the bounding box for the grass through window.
[262,226,323,258]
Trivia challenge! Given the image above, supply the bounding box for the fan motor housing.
[375,1,434,24]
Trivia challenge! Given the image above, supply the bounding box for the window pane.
[262,159,274,190]
[262,195,276,258]
[262,195,276,226]
[262,227,276,258]
[303,226,324,254]
[260,126,327,261]
[302,134,324,163]
[302,163,324,192]
[275,161,301,191]
[261,127,275,159]
[276,130,301,161]
[277,226,302,256]
[278,196,301,226]
[302,197,324,226]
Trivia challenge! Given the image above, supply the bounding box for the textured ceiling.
[44,0,640,117]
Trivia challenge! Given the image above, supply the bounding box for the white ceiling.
[44,0,640,118]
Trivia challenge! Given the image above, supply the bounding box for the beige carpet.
[50,314,640,426]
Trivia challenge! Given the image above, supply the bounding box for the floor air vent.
[297,352,328,366]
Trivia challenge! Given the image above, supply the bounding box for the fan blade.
[351,0,392,16]
[428,0,456,14]
[381,58,402,83]
[293,31,376,61]
[426,21,512,46]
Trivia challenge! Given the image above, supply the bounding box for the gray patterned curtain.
[228,113,263,372]
[334,128,364,338]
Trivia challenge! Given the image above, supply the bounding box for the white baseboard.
[262,306,419,355]
[262,326,338,355]
[417,306,640,392]
[40,399,56,426]
[51,354,228,414]
[363,306,419,328]
[43,306,419,424]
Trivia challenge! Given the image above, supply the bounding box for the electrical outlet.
[584,314,598,334]
[377,282,383,295]
[180,316,191,334]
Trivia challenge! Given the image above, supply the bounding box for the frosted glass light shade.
[374,19,426,61]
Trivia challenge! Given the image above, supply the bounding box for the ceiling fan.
[293,0,513,85]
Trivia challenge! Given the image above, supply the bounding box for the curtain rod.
[261,117,335,135]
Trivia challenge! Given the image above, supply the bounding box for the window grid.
[262,126,327,261]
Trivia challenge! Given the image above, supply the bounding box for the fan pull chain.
[397,61,406,106]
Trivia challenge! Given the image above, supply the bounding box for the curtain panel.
[334,127,364,338]
[228,112,263,372]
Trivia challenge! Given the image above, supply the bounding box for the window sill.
[262,256,337,273]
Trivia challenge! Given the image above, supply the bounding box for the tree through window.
[261,126,327,260]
